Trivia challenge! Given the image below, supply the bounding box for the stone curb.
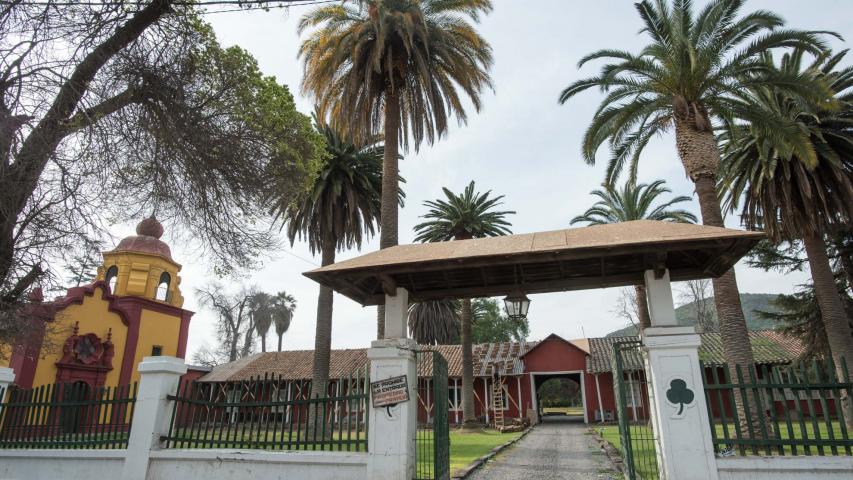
[587,426,625,475]
[451,426,534,479]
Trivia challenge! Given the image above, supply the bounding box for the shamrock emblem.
[665,378,694,415]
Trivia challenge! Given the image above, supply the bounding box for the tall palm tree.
[558,0,832,409]
[273,117,392,401]
[571,179,697,329]
[414,181,514,428]
[408,299,460,345]
[272,292,296,352]
[298,0,494,338]
[719,48,853,428]
[249,292,274,352]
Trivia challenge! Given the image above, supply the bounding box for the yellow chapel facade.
[5,217,193,389]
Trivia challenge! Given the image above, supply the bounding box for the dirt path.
[466,417,618,480]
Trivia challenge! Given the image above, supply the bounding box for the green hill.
[605,293,782,337]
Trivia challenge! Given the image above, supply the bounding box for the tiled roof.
[202,341,541,382]
[586,331,804,374]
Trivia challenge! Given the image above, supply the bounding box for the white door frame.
[529,370,588,424]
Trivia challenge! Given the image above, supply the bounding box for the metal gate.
[415,350,450,480]
[612,340,659,480]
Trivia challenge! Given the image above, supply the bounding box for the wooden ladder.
[491,377,505,429]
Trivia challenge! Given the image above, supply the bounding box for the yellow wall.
[129,309,182,385]
[29,286,127,388]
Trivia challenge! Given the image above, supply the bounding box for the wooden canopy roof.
[303,220,764,306]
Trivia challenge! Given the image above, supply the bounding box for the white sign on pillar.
[642,269,718,480]
[367,288,417,480]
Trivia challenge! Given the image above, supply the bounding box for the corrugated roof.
[202,341,543,382]
[586,331,805,374]
[304,220,764,305]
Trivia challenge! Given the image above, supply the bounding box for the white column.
[367,288,417,480]
[643,269,718,480]
[383,287,408,339]
[121,356,186,480]
[0,367,15,415]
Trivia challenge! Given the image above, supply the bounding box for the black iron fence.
[701,358,852,456]
[0,382,136,449]
[415,350,450,480]
[162,368,369,451]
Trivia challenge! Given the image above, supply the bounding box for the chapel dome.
[111,216,172,260]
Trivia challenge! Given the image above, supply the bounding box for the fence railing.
[162,367,369,452]
[0,382,137,449]
[701,358,852,456]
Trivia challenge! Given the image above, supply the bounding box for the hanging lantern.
[503,293,531,320]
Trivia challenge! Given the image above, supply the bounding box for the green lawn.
[449,429,521,472]
[598,424,658,480]
[416,428,522,476]
[542,406,584,416]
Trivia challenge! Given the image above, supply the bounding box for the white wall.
[0,450,125,480]
[717,456,853,480]
[148,450,366,480]
[0,449,366,480]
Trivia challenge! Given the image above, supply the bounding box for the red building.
[199,331,804,426]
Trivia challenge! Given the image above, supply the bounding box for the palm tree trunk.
[677,118,762,437]
[277,333,283,352]
[377,92,401,340]
[634,285,651,331]
[460,297,479,429]
[802,232,853,432]
[309,236,336,436]
[260,335,266,353]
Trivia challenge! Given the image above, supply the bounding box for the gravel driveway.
[466,417,619,480]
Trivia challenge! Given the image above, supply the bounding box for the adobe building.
[4,217,196,390]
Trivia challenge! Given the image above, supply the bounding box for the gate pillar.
[367,288,417,480]
[643,270,718,480]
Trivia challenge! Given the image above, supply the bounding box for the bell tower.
[96,216,184,307]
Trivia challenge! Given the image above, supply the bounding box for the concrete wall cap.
[138,356,187,375]
[0,367,15,383]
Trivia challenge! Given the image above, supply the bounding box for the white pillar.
[383,287,409,339]
[643,269,718,480]
[121,356,186,480]
[0,367,15,415]
[367,288,416,480]
[643,269,678,327]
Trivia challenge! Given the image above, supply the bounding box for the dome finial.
[136,215,164,239]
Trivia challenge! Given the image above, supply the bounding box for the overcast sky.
[116,1,853,359]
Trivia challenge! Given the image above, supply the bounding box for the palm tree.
[408,299,460,345]
[298,0,494,338]
[558,0,831,408]
[249,292,274,352]
[272,292,296,352]
[571,179,697,330]
[414,181,514,429]
[273,117,391,401]
[719,48,853,428]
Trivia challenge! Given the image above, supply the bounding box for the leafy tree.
[571,179,696,329]
[756,284,853,364]
[274,116,397,400]
[719,48,853,427]
[559,0,831,430]
[414,181,513,429]
[272,292,297,352]
[298,0,494,338]
[0,2,323,351]
[408,299,460,345]
[471,298,529,344]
